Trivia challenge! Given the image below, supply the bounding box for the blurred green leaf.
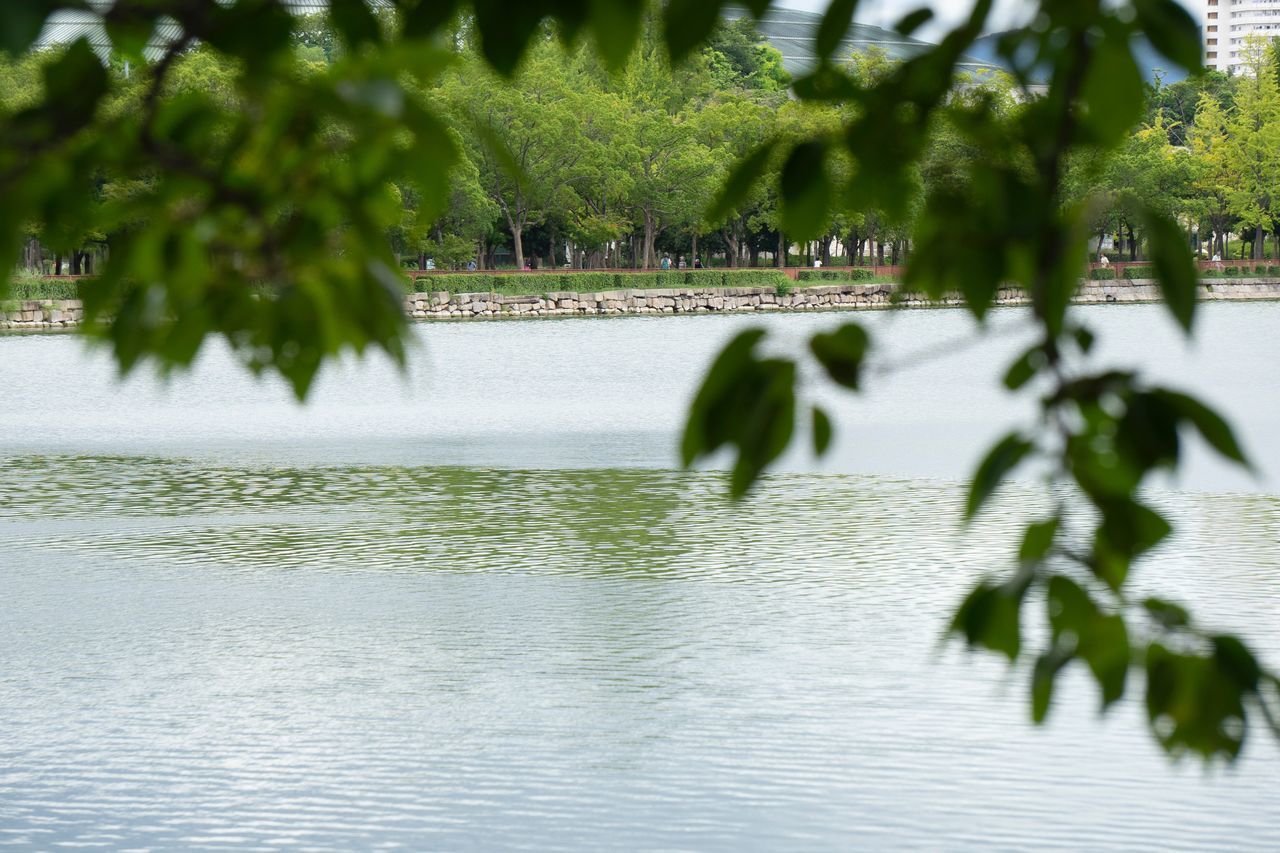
[1154,390,1249,467]
[706,140,777,224]
[952,582,1021,661]
[894,8,933,38]
[1003,345,1041,391]
[586,0,645,70]
[809,322,870,390]
[330,0,383,49]
[966,433,1033,521]
[780,141,831,241]
[1143,207,1197,333]
[663,0,728,63]
[1133,0,1203,73]
[812,406,833,456]
[1080,28,1144,146]
[815,0,859,60]
[1018,516,1059,564]
[681,329,797,498]
[1143,598,1191,629]
[1032,643,1072,723]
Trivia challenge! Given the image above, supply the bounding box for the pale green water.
[1,304,1278,850]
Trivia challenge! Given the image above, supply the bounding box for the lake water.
[2,304,1278,850]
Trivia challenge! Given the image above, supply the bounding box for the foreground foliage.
[2,0,1277,761]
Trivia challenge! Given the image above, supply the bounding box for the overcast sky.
[774,0,1202,36]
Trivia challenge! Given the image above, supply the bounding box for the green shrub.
[797,268,877,282]
[1223,266,1240,276]
[3,272,87,300]
[1122,267,1154,280]
[1267,266,1280,276]
[1089,268,1116,281]
[720,269,789,288]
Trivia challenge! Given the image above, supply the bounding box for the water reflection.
[2,457,1278,850]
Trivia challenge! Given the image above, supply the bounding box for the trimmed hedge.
[796,268,878,282]
[1089,268,1116,280]
[410,268,790,294]
[4,274,87,300]
[1122,267,1155,280]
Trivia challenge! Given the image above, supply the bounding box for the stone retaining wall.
[5,279,1279,331]
[1,299,84,330]
[403,278,1280,319]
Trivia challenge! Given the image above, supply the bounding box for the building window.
[1208,38,1217,46]
[1207,51,1218,59]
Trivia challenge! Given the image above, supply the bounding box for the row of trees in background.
[1082,37,1280,262]
[8,18,1280,273]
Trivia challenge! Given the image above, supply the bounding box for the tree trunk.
[83,253,92,275]
[891,241,900,266]
[1255,224,1265,260]
[748,245,759,267]
[776,231,785,268]
[54,255,62,276]
[511,227,525,269]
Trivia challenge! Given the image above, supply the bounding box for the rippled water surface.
[2,305,1279,850]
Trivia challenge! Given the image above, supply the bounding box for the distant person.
[1212,252,1221,262]
[661,256,671,270]
[693,258,703,269]
[466,259,477,272]
[678,257,687,269]
[1098,254,1109,268]
[813,258,823,268]
[425,257,436,270]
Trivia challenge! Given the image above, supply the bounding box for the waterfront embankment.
[5,278,1280,330]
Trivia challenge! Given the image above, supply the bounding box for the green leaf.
[780,141,832,241]
[706,140,776,224]
[951,582,1021,661]
[43,39,109,120]
[1143,598,1191,629]
[471,0,546,76]
[815,0,859,60]
[401,0,462,38]
[1093,499,1171,590]
[965,433,1033,521]
[104,3,156,61]
[1154,389,1249,467]
[812,406,833,456]
[1213,636,1261,691]
[1047,577,1129,708]
[681,329,798,498]
[330,0,383,48]
[586,0,646,71]
[1018,516,1059,564]
[1002,345,1042,391]
[1080,28,1145,146]
[664,0,727,63]
[1133,0,1203,73]
[0,0,70,55]
[1032,644,1073,723]
[1143,207,1197,333]
[895,8,934,38]
[809,322,870,390]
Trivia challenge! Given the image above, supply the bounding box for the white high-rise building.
[1205,0,1280,74]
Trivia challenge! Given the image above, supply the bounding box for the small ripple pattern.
[1,456,1279,851]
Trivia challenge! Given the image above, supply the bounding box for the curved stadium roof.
[38,2,999,78]
[738,7,999,77]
